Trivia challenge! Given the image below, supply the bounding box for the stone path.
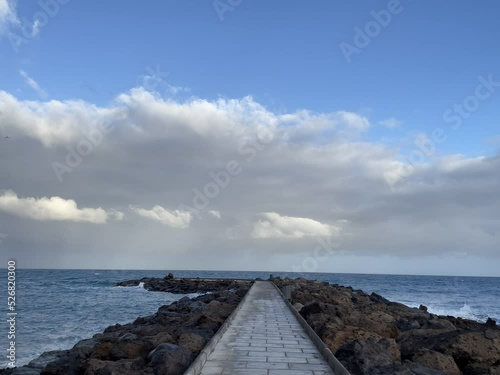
[199,281,335,375]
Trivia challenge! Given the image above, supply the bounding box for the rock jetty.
[3,275,499,375]
[272,277,500,375]
[1,277,251,375]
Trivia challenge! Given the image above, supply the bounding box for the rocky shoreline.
[3,275,499,375]
[272,277,500,375]
[114,273,248,294]
[2,276,251,375]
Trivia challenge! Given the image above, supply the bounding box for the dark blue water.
[1,269,499,368]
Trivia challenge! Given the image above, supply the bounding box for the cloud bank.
[0,86,499,272]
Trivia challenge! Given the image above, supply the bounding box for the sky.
[0,0,499,276]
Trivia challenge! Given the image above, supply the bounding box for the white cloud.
[0,87,499,272]
[0,0,19,35]
[0,1,42,39]
[0,90,123,147]
[0,191,117,223]
[279,110,370,141]
[336,111,370,130]
[379,117,402,128]
[0,89,374,149]
[252,212,341,239]
[19,70,48,98]
[208,210,221,219]
[131,205,192,229]
[438,154,486,173]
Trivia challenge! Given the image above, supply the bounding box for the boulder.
[421,319,456,331]
[399,329,458,359]
[487,317,497,327]
[148,343,192,375]
[485,329,500,340]
[397,319,421,331]
[438,331,500,369]
[323,325,386,353]
[412,349,460,375]
[147,331,175,347]
[419,305,429,312]
[27,350,70,370]
[83,358,145,375]
[335,337,401,373]
[178,332,206,353]
[293,302,304,311]
[118,333,138,342]
[89,340,150,361]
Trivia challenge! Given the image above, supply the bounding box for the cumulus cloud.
[19,70,48,98]
[336,111,370,130]
[0,90,123,147]
[0,89,373,149]
[0,191,119,223]
[252,212,341,239]
[0,87,499,272]
[131,205,192,229]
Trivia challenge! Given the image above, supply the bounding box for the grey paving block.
[199,281,335,375]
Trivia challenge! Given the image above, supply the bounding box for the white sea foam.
[425,303,477,320]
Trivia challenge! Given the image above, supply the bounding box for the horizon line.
[7,267,500,278]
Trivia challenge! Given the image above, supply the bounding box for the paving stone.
[199,281,335,375]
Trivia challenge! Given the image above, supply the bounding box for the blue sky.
[1,1,500,274]
[2,0,500,157]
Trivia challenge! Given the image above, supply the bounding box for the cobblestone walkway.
[199,281,334,374]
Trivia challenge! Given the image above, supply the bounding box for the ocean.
[1,269,499,369]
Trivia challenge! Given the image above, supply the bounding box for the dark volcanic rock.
[116,276,247,294]
[412,348,461,375]
[148,343,191,375]
[335,337,400,373]
[7,278,251,375]
[487,317,497,327]
[271,276,500,375]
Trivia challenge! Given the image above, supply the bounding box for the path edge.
[183,281,256,375]
[270,282,352,375]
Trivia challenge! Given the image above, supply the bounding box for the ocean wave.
[402,302,493,322]
[426,303,478,321]
[113,281,145,290]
